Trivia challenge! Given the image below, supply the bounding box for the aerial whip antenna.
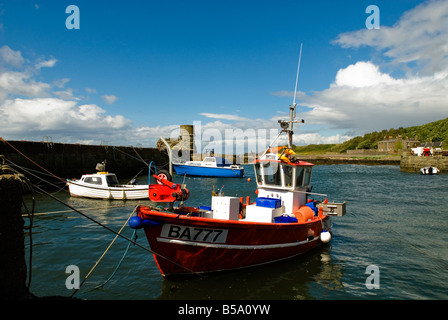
[292,42,303,108]
[265,43,305,158]
[285,43,304,148]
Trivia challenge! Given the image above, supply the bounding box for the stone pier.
[400,153,448,172]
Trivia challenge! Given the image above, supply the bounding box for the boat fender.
[320,230,332,243]
[129,216,160,229]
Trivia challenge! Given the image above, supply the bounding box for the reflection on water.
[158,245,345,300]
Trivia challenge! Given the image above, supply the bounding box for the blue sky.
[1,0,447,154]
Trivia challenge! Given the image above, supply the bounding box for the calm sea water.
[23,165,448,300]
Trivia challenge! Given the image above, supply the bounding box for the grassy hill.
[293,117,448,154]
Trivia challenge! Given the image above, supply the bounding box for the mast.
[279,43,304,149]
[260,43,304,159]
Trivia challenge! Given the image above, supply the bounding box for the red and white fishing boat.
[130,49,346,277]
[130,112,346,277]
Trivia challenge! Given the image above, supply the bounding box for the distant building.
[420,141,443,149]
[377,135,420,153]
[157,124,196,160]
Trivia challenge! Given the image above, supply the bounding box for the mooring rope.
[91,229,138,291]
[27,204,132,217]
[3,156,191,268]
[1,138,66,184]
[30,184,202,278]
[71,206,138,297]
[4,157,68,193]
[3,154,203,290]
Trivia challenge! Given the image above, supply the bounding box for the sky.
[1,0,447,155]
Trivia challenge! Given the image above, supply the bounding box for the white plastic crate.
[245,204,283,223]
[211,196,240,220]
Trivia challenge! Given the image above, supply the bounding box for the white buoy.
[320,230,332,243]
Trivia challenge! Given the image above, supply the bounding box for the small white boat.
[420,167,440,175]
[67,172,149,200]
[67,161,150,199]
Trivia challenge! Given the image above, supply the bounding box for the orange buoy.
[247,177,251,182]
[294,206,315,223]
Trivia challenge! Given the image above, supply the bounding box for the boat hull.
[173,164,244,178]
[67,181,149,200]
[136,206,331,277]
[420,167,439,175]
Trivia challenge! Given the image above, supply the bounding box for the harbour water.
[23,164,448,300]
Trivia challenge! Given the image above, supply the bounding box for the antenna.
[268,43,305,156]
[286,43,304,147]
[292,43,303,108]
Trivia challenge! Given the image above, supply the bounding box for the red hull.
[136,206,331,277]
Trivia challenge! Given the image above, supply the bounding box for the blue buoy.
[129,216,160,229]
[129,216,143,229]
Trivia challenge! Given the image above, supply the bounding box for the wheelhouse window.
[84,177,102,185]
[106,175,119,186]
[296,166,304,187]
[255,163,263,185]
[255,161,281,187]
[303,167,312,186]
[282,165,294,188]
[295,166,312,188]
[256,161,312,190]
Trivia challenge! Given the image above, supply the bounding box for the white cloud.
[0,46,187,147]
[293,133,352,146]
[0,98,132,137]
[53,88,77,100]
[291,0,448,137]
[0,45,25,68]
[200,112,249,121]
[0,71,51,101]
[102,94,118,104]
[333,0,448,75]
[333,61,396,88]
[0,46,138,144]
[53,78,70,88]
[35,58,57,69]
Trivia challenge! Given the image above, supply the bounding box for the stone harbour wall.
[0,140,169,185]
[400,153,448,172]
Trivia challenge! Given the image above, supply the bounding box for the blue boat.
[172,157,244,178]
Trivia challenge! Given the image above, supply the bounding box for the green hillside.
[293,117,448,154]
